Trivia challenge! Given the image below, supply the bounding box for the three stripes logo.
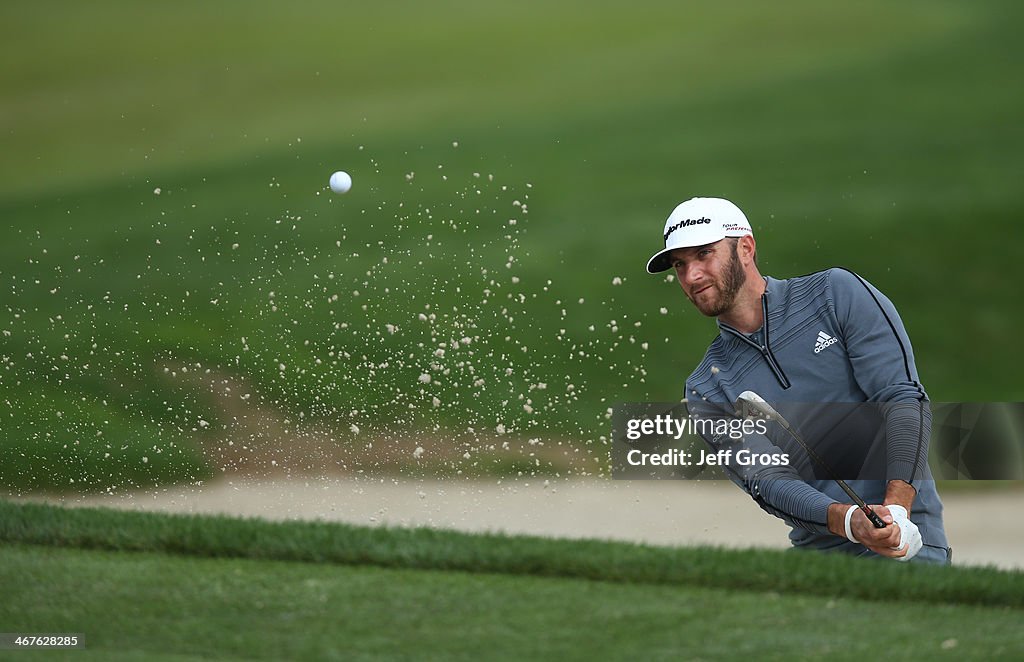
[813,331,838,354]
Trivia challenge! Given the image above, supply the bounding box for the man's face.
[669,239,746,317]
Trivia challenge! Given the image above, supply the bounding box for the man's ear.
[739,235,757,264]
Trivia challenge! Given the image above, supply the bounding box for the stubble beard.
[688,242,747,317]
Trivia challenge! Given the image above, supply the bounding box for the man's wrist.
[827,502,848,537]
[884,479,916,514]
[842,505,860,543]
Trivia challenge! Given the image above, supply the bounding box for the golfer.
[646,197,951,564]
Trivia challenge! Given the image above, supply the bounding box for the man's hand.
[827,503,908,558]
[886,504,923,562]
[850,505,909,557]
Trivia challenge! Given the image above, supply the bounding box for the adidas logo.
[814,331,838,354]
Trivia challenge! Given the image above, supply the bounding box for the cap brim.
[646,232,730,274]
[646,248,675,274]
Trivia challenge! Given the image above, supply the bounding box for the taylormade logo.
[814,331,838,354]
[664,217,711,241]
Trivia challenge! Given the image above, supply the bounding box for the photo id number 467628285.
[0,634,84,649]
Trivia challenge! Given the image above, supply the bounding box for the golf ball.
[329,171,352,194]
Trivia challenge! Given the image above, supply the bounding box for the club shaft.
[771,418,887,529]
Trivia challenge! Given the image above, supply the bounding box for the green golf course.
[2,501,1022,659]
[2,1,1023,658]
[3,0,1022,489]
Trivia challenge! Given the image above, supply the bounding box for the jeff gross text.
[625,447,790,467]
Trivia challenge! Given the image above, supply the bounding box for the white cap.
[645,197,753,273]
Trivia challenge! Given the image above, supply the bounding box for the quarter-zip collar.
[716,277,792,389]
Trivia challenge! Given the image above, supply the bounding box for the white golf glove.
[886,504,922,562]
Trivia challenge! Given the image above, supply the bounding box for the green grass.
[3,500,1022,608]
[2,0,1023,490]
[4,545,1023,661]
[1,501,1022,659]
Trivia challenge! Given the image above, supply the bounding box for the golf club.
[734,390,887,529]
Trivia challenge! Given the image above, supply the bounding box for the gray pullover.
[685,268,950,562]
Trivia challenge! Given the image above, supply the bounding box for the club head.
[735,390,770,418]
[734,390,793,429]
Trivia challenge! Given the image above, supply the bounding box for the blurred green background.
[2,0,1022,491]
